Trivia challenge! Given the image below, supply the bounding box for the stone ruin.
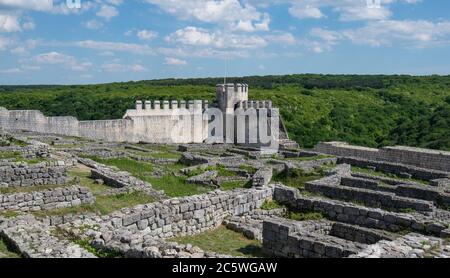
[0,93,449,259]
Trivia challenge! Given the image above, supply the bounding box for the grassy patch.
[260,200,283,210]
[0,238,21,258]
[273,168,324,190]
[146,175,212,197]
[74,239,123,258]
[149,152,182,160]
[67,167,111,195]
[284,211,325,221]
[220,180,247,191]
[33,191,156,217]
[170,226,265,258]
[0,151,47,164]
[217,165,237,177]
[0,211,22,219]
[86,157,154,179]
[87,156,212,198]
[239,164,257,174]
[351,166,429,185]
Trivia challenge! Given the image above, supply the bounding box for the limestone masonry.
[0,85,449,259]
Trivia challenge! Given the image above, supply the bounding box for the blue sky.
[1,0,450,85]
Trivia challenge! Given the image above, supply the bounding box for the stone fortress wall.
[315,141,450,172]
[0,100,208,144]
[0,84,282,147]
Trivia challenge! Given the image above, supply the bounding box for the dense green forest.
[0,74,449,150]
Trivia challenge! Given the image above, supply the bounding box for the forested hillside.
[0,74,449,150]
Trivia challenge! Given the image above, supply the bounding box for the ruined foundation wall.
[0,186,94,212]
[315,142,450,172]
[0,162,67,187]
[108,187,274,239]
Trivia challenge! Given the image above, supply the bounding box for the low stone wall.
[252,167,273,187]
[0,215,96,258]
[0,161,67,187]
[338,157,449,181]
[315,142,450,172]
[341,176,450,208]
[0,185,94,212]
[105,187,274,239]
[78,157,165,200]
[305,177,435,212]
[273,184,448,236]
[262,219,366,258]
[350,233,450,258]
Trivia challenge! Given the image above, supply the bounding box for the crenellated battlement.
[216,83,249,94]
[134,100,209,111]
[236,100,273,110]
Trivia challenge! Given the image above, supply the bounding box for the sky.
[0,0,450,85]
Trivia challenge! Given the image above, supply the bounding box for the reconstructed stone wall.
[0,162,67,187]
[0,102,209,144]
[0,186,94,212]
[315,142,450,172]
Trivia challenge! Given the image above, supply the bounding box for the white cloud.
[166,26,267,49]
[307,19,450,52]
[342,20,450,47]
[0,13,21,32]
[72,40,155,55]
[289,4,325,19]
[281,0,421,22]
[0,67,21,74]
[137,30,158,41]
[0,0,53,11]
[165,57,187,66]
[31,51,92,71]
[96,4,118,20]
[83,19,103,30]
[266,32,296,45]
[101,63,147,72]
[144,0,270,32]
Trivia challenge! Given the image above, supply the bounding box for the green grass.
[170,226,265,258]
[284,211,325,221]
[146,175,212,197]
[351,166,429,185]
[0,238,21,258]
[87,156,211,198]
[260,200,284,210]
[86,157,154,179]
[217,165,237,177]
[239,164,257,174]
[10,138,28,147]
[33,191,156,217]
[149,152,182,160]
[273,169,324,190]
[67,167,112,195]
[74,239,123,258]
[219,180,247,191]
[0,151,48,164]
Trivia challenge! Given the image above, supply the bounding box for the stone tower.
[216,83,248,114]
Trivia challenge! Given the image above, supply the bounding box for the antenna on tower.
[224,54,228,85]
